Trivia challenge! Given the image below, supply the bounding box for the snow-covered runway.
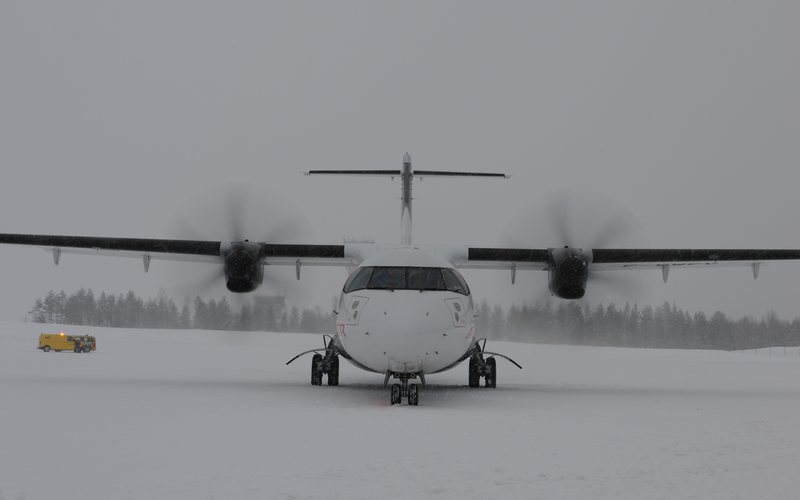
[2,321,799,499]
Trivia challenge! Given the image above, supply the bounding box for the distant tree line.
[478,300,800,351]
[28,289,800,350]
[28,289,334,333]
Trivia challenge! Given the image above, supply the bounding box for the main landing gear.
[311,351,339,386]
[468,339,522,388]
[469,355,497,388]
[286,335,342,386]
[385,372,424,406]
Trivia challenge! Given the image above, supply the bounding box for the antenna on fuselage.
[305,154,509,245]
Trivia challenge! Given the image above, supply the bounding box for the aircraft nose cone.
[379,301,456,372]
[381,310,424,371]
[339,291,472,374]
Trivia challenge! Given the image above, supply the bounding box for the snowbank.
[2,321,799,499]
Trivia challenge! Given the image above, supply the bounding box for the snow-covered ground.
[2,321,800,500]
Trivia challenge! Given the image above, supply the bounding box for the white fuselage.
[335,249,476,375]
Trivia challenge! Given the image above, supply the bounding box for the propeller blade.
[588,210,639,249]
[546,195,574,247]
[225,187,248,241]
[262,214,310,244]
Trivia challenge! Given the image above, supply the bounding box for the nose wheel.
[386,372,423,406]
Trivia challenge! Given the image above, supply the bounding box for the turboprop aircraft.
[2,153,800,405]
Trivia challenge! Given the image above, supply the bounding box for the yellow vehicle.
[38,333,96,353]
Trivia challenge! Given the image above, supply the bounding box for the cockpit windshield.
[343,267,470,295]
[368,267,405,290]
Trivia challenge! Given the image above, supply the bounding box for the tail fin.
[305,153,509,244]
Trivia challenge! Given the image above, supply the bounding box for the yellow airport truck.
[38,333,96,353]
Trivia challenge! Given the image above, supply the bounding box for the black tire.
[390,384,402,405]
[74,346,81,353]
[485,357,497,388]
[327,356,339,386]
[468,357,480,387]
[311,354,323,386]
[42,345,51,352]
[83,346,91,353]
[408,384,419,406]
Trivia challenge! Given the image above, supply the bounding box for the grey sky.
[1,1,798,321]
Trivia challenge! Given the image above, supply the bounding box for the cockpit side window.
[367,267,405,290]
[442,268,470,295]
[407,267,446,290]
[343,267,372,293]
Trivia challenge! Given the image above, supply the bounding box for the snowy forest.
[28,289,332,334]
[28,288,800,351]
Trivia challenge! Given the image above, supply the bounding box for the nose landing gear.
[385,371,424,406]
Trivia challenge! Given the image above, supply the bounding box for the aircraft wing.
[455,248,550,270]
[589,249,800,271]
[0,233,351,267]
[458,247,800,271]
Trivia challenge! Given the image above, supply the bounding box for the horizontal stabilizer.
[414,170,508,178]
[304,169,508,178]
[305,170,401,176]
[305,154,509,245]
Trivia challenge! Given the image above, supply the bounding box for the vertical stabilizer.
[401,153,413,245]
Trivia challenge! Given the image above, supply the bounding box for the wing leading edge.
[591,249,800,270]
[0,233,349,266]
[461,247,800,271]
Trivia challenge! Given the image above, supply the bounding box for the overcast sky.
[1,1,798,322]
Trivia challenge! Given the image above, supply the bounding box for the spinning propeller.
[508,193,646,301]
[166,186,310,297]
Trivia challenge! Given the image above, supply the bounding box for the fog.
[1,2,798,321]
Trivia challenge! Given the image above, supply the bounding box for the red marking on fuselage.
[337,323,346,337]
[465,326,475,341]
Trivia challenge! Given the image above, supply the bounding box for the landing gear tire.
[485,357,497,388]
[468,357,480,387]
[327,355,339,386]
[311,354,323,386]
[390,384,402,405]
[408,384,419,406]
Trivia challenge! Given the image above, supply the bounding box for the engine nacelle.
[547,247,591,299]
[222,241,264,293]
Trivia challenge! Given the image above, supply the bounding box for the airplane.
[2,153,800,405]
